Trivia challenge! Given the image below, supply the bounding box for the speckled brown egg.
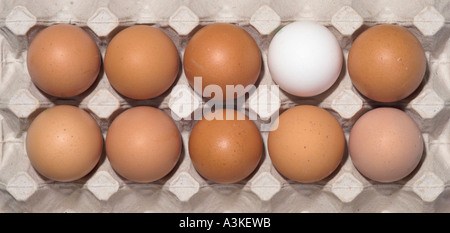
[105,106,182,183]
[349,107,423,183]
[183,23,261,100]
[268,105,345,183]
[26,105,103,182]
[27,24,101,98]
[104,25,179,100]
[348,24,426,103]
[188,109,263,184]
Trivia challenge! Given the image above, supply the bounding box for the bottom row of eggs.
[25,104,423,185]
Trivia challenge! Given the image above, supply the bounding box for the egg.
[183,23,261,100]
[188,109,263,184]
[27,24,101,98]
[348,24,426,103]
[267,21,343,97]
[26,105,103,182]
[267,105,345,183]
[104,25,179,100]
[105,106,182,183]
[349,107,423,183]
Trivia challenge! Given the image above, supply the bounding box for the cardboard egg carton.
[0,0,449,212]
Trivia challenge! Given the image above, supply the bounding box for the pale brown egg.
[267,105,345,183]
[348,24,426,103]
[349,107,423,183]
[105,106,182,183]
[183,23,261,100]
[188,109,263,184]
[104,25,179,100]
[27,24,101,98]
[26,105,103,182]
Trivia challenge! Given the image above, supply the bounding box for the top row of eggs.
[26,21,426,103]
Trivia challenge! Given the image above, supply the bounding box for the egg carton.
[0,0,449,213]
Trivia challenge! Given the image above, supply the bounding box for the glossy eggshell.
[268,105,345,183]
[26,105,103,182]
[349,108,423,183]
[105,106,182,183]
[348,24,426,103]
[188,109,263,184]
[27,24,101,98]
[104,25,179,100]
[183,23,261,100]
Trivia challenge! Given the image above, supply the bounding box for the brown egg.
[183,23,261,100]
[105,106,182,183]
[104,25,179,100]
[348,24,426,103]
[189,109,263,184]
[26,105,103,182]
[268,105,345,183]
[349,107,423,183]
[27,24,101,98]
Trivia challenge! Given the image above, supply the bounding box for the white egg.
[267,21,343,97]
